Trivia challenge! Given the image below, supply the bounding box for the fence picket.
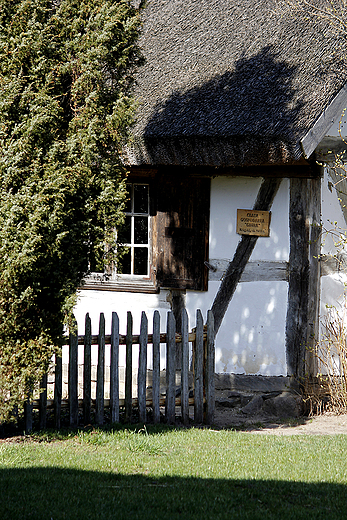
[39,374,47,430]
[83,313,92,425]
[152,311,160,424]
[110,312,119,423]
[69,321,78,428]
[138,311,148,423]
[125,311,133,423]
[54,354,62,429]
[205,310,215,424]
[181,308,189,425]
[166,311,176,424]
[96,313,105,425]
[194,309,204,423]
[24,307,215,430]
[24,390,33,434]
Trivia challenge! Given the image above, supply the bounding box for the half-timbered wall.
[74,175,290,376]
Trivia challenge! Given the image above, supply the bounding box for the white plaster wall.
[320,168,347,319]
[74,175,290,375]
[209,177,289,261]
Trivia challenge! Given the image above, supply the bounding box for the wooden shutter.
[154,173,210,291]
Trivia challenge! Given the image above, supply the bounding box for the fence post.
[39,374,47,430]
[54,354,62,429]
[69,319,78,428]
[194,309,204,423]
[125,311,133,423]
[166,311,176,424]
[138,311,148,423]
[24,386,33,434]
[96,313,105,426]
[110,312,120,423]
[83,313,92,425]
[205,310,215,424]
[152,311,161,424]
[181,308,189,425]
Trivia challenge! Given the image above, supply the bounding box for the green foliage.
[0,0,143,421]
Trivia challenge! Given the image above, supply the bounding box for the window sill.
[80,273,159,294]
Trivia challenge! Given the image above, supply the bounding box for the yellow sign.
[237,209,270,237]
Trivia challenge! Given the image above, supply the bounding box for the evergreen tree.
[0,0,143,420]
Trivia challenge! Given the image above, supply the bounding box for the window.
[117,183,150,277]
[84,170,210,293]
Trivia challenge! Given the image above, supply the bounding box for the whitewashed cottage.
[73,0,347,383]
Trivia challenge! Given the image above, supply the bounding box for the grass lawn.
[1,425,347,519]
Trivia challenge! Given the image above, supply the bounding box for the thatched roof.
[125,0,347,168]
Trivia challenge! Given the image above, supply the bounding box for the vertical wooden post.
[194,309,204,423]
[54,354,62,429]
[152,311,161,424]
[96,313,105,426]
[125,311,133,423]
[306,177,321,377]
[286,177,321,380]
[205,310,215,424]
[138,311,148,423]
[110,312,120,424]
[39,374,47,430]
[69,320,78,428]
[166,311,176,424]
[24,388,33,434]
[83,313,92,425]
[181,308,189,425]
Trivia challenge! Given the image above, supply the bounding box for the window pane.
[117,216,131,244]
[134,216,148,244]
[134,184,148,214]
[134,247,148,275]
[118,249,131,274]
[124,184,132,213]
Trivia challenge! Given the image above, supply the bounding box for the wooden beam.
[208,259,288,282]
[285,177,321,378]
[211,178,282,334]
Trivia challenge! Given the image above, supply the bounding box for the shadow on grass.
[0,467,346,520]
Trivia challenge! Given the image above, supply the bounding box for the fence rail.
[25,308,215,432]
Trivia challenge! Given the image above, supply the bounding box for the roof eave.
[300,83,347,159]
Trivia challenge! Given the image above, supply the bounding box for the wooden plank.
[33,396,197,410]
[152,311,161,424]
[306,177,321,377]
[54,354,62,429]
[39,374,47,430]
[66,331,200,346]
[286,178,321,378]
[205,310,215,424]
[83,313,92,425]
[165,311,176,424]
[194,310,204,423]
[208,260,288,282]
[125,311,133,423]
[69,321,78,428]
[24,390,33,434]
[138,311,148,423]
[181,308,189,426]
[110,312,120,423]
[95,313,105,425]
[211,178,282,333]
[320,253,347,276]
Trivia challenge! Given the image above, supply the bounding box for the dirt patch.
[213,407,347,435]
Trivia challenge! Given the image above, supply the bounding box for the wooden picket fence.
[24,308,215,432]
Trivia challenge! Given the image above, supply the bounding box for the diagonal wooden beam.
[211,178,282,334]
